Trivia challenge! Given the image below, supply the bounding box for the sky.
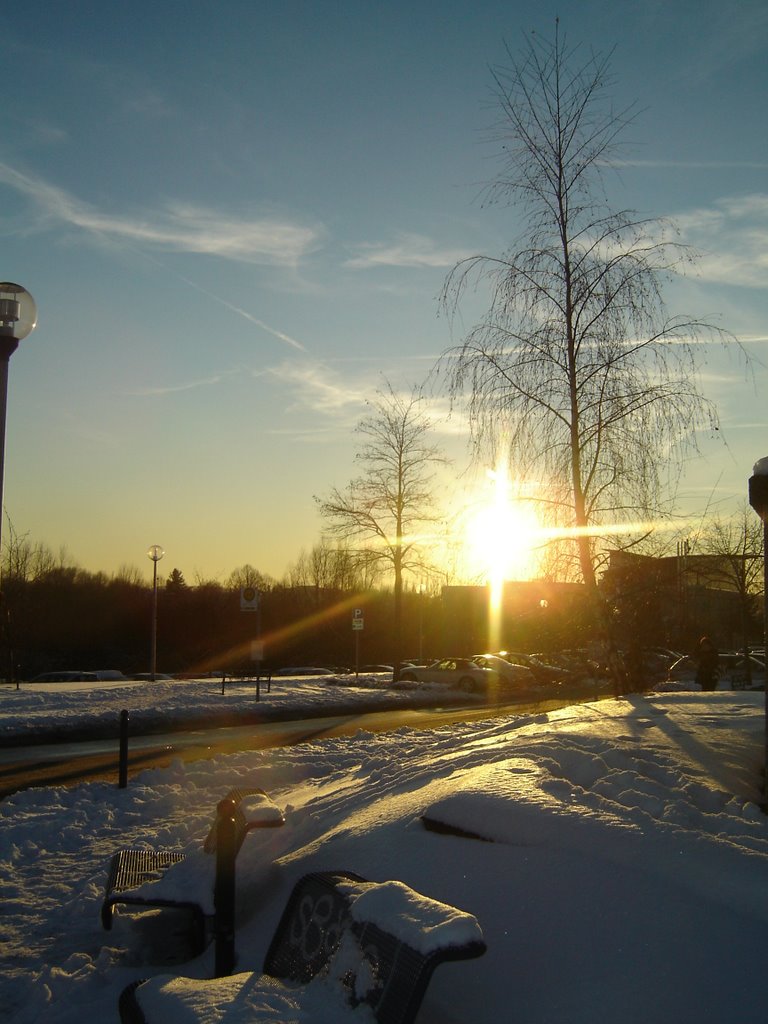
[1,0,766,585]
[1,678,766,1022]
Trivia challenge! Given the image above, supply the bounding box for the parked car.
[494,651,570,686]
[359,664,394,674]
[471,654,538,693]
[398,657,498,692]
[273,666,336,676]
[665,653,766,690]
[29,670,93,683]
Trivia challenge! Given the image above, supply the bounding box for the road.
[0,698,575,799]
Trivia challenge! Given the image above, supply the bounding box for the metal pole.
[150,558,158,682]
[213,798,237,977]
[118,709,129,788]
[0,350,13,555]
[419,585,424,661]
[0,350,15,688]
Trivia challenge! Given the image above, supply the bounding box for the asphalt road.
[0,698,575,799]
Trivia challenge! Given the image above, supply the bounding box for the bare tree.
[441,25,734,610]
[1,516,60,582]
[316,382,448,674]
[226,564,274,593]
[700,506,764,659]
[113,563,144,586]
[284,542,369,592]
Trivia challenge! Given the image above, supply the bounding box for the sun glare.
[464,468,542,586]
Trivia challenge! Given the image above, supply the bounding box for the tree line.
[0,498,761,683]
[0,519,446,679]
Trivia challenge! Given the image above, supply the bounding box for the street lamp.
[748,457,768,799]
[0,283,36,554]
[147,544,164,681]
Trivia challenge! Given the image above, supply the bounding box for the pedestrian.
[607,642,627,698]
[624,641,645,693]
[695,636,719,692]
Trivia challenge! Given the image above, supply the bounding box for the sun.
[463,467,542,585]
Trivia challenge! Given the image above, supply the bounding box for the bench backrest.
[263,871,485,1024]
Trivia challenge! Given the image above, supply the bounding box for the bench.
[220,670,272,696]
[117,869,486,1024]
[102,787,284,972]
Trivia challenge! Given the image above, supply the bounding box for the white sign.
[352,618,365,631]
[250,640,265,661]
[241,587,260,611]
[354,608,363,617]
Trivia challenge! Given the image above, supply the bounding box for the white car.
[471,654,539,692]
[398,657,498,692]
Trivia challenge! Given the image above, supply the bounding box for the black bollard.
[118,709,129,788]
[213,798,238,977]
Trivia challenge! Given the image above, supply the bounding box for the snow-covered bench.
[102,788,285,971]
[117,869,487,1024]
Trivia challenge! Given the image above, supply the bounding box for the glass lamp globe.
[0,283,37,340]
[147,545,165,563]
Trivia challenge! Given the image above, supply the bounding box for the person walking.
[696,636,719,692]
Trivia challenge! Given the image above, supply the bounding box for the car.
[29,670,92,683]
[358,664,394,674]
[398,657,498,692]
[665,653,766,691]
[471,654,538,692]
[29,669,128,683]
[273,666,336,676]
[494,651,570,686]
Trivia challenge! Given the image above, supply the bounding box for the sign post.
[241,588,263,688]
[352,608,364,677]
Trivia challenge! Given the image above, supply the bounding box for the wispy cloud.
[0,161,323,266]
[674,193,768,289]
[607,159,768,170]
[127,370,240,397]
[345,232,469,270]
[266,361,366,416]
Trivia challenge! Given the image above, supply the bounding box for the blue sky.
[1,0,766,583]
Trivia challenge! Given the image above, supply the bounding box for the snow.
[1,676,768,1023]
[340,878,485,952]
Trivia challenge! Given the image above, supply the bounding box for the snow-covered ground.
[0,672,479,744]
[1,677,767,1023]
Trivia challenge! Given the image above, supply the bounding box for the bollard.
[118,709,129,788]
[213,798,238,977]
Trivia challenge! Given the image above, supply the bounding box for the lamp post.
[748,457,768,799]
[418,582,426,661]
[147,545,164,681]
[0,284,36,554]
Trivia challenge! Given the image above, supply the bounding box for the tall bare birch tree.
[316,383,447,675]
[442,25,730,604]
